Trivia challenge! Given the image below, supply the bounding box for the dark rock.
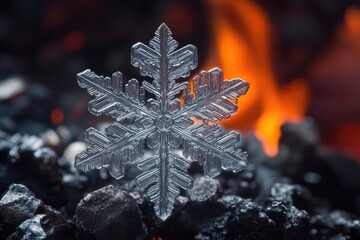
[240,133,269,164]
[221,163,259,198]
[264,201,310,240]
[221,134,283,202]
[150,196,231,239]
[7,214,47,240]
[277,119,319,178]
[187,176,222,202]
[310,210,360,240]
[217,195,246,211]
[276,120,360,215]
[190,196,238,240]
[40,205,76,240]
[221,195,310,240]
[0,184,75,239]
[269,183,321,213]
[145,177,223,238]
[226,198,276,240]
[236,164,258,198]
[194,214,228,240]
[75,185,146,240]
[284,206,310,240]
[0,134,65,208]
[7,209,75,240]
[264,200,289,229]
[0,184,43,226]
[265,184,312,240]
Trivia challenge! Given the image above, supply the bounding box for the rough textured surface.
[187,176,222,202]
[0,120,360,239]
[0,134,64,209]
[75,185,146,240]
[0,184,43,226]
[8,209,75,240]
[226,198,276,240]
[310,210,360,240]
[7,214,47,240]
[0,184,75,240]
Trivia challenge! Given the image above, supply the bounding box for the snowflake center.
[155,114,173,130]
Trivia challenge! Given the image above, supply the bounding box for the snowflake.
[75,23,250,220]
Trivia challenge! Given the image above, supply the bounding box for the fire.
[202,0,309,156]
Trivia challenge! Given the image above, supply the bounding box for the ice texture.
[75,23,250,220]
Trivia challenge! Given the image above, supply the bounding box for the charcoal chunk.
[226,198,276,240]
[310,210,360,240]
[263,199,310,240]
[0,184,75,239]
[194,214,229,240]
[284,206,310,240]
[75,185,146,240]
[41,205,75,240]
[265,200,288,227]
[7,214,47,240]
[0,134,65,208]
[0,184,43,226]
[8,203,75,240]
[270,183,319,213]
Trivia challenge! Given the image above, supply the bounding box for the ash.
[0,81,359,240]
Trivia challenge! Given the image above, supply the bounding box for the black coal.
[0,84,360,240]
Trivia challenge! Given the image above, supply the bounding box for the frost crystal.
[75,23,250,220]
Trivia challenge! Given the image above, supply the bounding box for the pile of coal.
[0,85,360,239]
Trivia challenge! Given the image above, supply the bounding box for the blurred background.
[0,0,360,161]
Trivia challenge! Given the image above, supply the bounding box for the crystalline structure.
[75,23,249,220]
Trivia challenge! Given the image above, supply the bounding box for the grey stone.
[187,177,222,202]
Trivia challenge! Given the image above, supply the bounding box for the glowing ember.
[51,108,64,125]
[203,0,310,156]
[63,31,85,52]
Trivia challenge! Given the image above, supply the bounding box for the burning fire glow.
[203,0,310,156]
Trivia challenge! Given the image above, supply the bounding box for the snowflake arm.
[173,124,248,178]
[137,151,193,220]
[77,69,156,120]
[131,23,197,95]
[131,24,198,220]
[75,123,155,179]
[174,68,249,122]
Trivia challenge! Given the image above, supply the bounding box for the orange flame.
[202,0,310,156]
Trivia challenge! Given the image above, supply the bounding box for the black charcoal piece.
[269,183,320,213]
[7,214,47,240]
[226,198,277,240]
[284,206,310,240]
[0,184,43,226]
[7,207,75,240]
[310,210,360,240]
[75,185,146,240]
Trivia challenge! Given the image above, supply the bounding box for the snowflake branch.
[173,68,249,122]
[75,125,156,179]
[77,69,157,119]
[173,125,247,177]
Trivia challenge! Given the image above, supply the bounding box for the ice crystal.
[75,23,250,220]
